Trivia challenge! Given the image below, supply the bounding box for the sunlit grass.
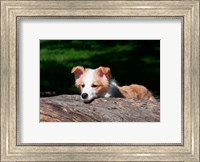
[40,44,137,64]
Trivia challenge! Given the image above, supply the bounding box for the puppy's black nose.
[81,93,88,99]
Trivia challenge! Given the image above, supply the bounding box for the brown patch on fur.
[71,66,85,79]
[93,69,110,97]
[74,69,89,89]
[118,84,155,100]
[96,66,110,80]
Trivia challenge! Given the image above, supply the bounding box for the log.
[40,95,160,122]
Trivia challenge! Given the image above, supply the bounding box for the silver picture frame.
[1,1,199,161]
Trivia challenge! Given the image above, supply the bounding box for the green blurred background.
[40,40,160,98]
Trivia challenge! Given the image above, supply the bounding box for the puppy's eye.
[81,84,85,88]
[92,84,98,88]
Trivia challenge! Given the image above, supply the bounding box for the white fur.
[81,69,97,102]
[81,70,119,102]
[104,80,118,97]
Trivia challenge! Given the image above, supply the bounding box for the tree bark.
[40,95,160,122]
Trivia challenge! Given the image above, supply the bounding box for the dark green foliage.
[40,40,160,98]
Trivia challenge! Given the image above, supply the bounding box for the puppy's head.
[71,66,110,103]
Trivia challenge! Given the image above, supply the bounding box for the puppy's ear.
[71,66,84,79]
[97,66,110,80]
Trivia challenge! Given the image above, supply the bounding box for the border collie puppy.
[71,66,155,103]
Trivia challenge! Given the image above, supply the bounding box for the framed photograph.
[39,39,160,122]
[1,0,199,161]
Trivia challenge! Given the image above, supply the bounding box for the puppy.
[71,66,155,103]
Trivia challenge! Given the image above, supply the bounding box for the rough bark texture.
[40,95,160,122]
